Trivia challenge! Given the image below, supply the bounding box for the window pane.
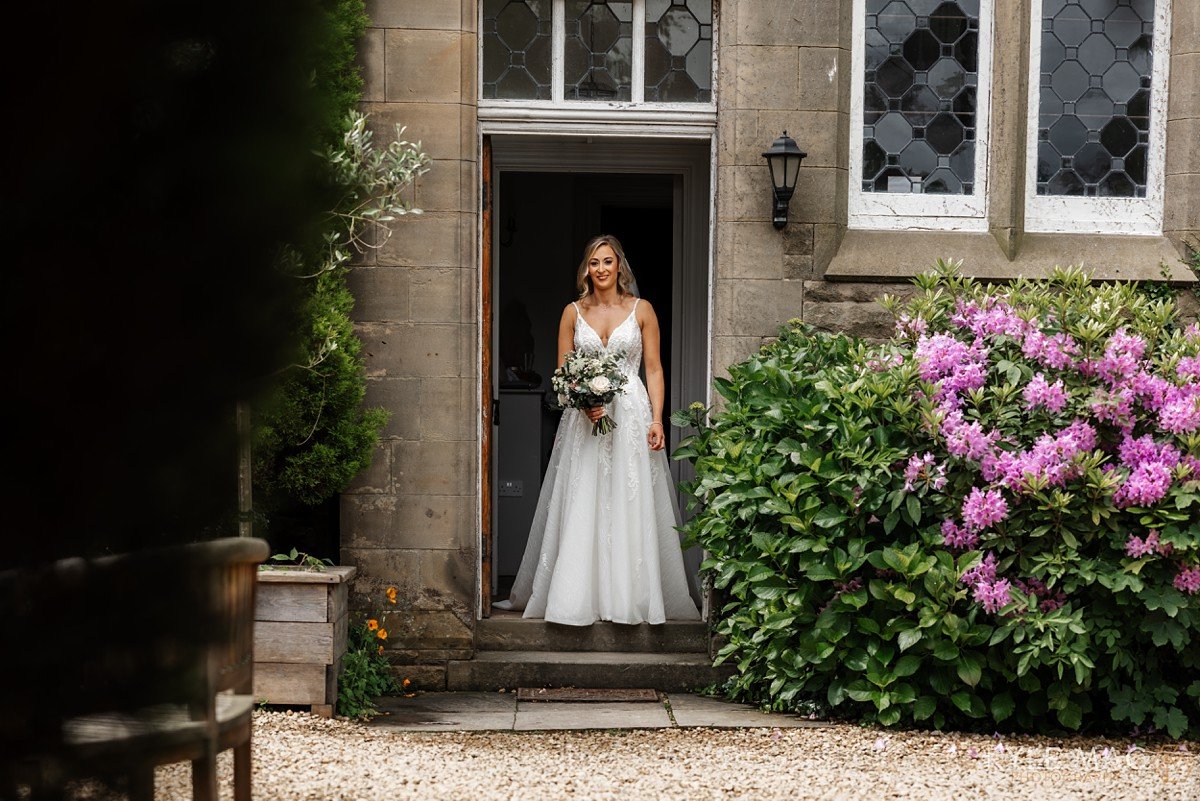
[565,1,633,101]
[862,1,982,195]
[1035,1,1155,198]
[482,0,554,100]
[644,0,713,103]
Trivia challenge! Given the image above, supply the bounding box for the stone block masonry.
[345,0,480,690]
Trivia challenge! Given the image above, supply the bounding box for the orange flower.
[377,645,385,655]
[376,628,388,640]
[385,586,398,604]
[366,619,379,631]
[402,678,411,688]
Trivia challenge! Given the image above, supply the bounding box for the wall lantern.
[762,131,807,230]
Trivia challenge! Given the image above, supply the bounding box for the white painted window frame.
[478,0,718,128]
[848,0,995,232]
[1023,0,1172,235]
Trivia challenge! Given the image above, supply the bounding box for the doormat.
[516,688,660,702]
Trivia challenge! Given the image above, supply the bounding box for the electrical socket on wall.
[498,479,523,497]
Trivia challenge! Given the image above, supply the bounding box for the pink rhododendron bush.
[677,265,1200,738]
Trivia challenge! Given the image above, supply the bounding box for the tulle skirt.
[501,380,700,626]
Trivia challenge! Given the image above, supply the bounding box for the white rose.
[557,393,569,407]
[589,375,611,393]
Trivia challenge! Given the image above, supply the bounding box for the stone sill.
[825,229,1197,284]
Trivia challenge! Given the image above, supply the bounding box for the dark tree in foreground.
[2,0,345,771]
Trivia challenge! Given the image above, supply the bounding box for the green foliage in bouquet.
[675,263,1200,738]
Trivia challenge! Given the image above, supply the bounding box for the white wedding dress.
[495,299,701,626]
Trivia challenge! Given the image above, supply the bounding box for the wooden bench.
[1,537,268,801]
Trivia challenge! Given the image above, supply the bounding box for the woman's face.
[587,244,619,293]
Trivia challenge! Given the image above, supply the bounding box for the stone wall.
[1165,3,1200,253]
[712,0,853,374]
[342,0,479,690]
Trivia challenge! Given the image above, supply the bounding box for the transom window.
[481,0,714,106]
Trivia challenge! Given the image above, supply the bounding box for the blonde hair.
[575,234,635,300]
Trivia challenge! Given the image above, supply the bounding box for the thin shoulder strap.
[571,301,581,318]
[632,297,640,313]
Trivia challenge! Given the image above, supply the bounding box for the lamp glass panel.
[783,154,803,190]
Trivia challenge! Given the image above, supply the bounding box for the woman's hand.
[647,421,665,451]
[584,405,605,423]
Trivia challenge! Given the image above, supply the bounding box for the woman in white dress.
[494,235,701,626]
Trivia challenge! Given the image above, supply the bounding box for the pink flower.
[974,578,1012,613]
[942,519,979,550]
[961,552,998,588]
[903,452,947,492]
[1096,328,1147,384]
[1113,462,1173,508]
[943,415,999,462]
[1157,385,1200,434]
[1174,565,1200,595]
[961,488,1009,533]
[1023,372,1069,413]
[1022,329,1080,370]
[895,313,929,338]
[1178,356,1200,381]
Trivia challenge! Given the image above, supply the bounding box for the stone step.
[476,616,710,653]
[447,650,733,692]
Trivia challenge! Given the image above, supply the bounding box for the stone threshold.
[368,692,831,732]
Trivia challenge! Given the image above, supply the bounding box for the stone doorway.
[479,136,713,640]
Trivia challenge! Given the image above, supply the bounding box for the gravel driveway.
[152,710,1199,800]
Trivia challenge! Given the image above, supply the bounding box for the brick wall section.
[342,0,479,690]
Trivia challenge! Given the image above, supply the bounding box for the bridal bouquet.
[552,350,628,435]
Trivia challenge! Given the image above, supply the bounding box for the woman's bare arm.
[640,301,666,449]
[557,303,576,368]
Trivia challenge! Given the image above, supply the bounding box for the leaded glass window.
[861,1,982,195]
[565,1,633,100]
[1034,0,1156,198]
[483,1,555,100]
[481,0,714,105]
[644,0,712,102]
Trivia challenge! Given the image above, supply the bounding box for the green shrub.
[254,113,429,507]
[676,264,1200,737]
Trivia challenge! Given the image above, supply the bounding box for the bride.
[494,234,701,626]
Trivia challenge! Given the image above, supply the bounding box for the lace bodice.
[573,299,642,377]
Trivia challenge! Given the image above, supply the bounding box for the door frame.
[477,133,717,620]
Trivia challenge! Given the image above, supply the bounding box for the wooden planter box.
[253,566,356,717]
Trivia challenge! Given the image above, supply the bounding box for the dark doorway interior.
[493,171,677,602]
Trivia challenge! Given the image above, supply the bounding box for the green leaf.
[950,691,973,714]
[813,505,848,529]
[956,654,983,688]
[893,655,921,677]
[932,640,959,661]
[897,628,922,652]
[913,696,936,721]
[905,494,921,525]
[1153,706,1189,740]
[990,692,1015,723]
